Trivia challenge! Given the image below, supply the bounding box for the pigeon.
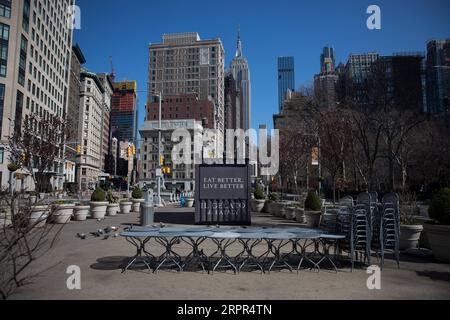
[97,229,104,235]
[159,222,165,228]
[104,227,112,234]
[90,232,100,237]
[111,226,118,232]
[97,218,102,222]
[113,233,119,238]
[103,234,110,240]
[77,233,86,240]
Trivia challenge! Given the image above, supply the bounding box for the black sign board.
[195,164,251,225]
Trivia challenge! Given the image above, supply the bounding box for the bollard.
[140,189,154,226]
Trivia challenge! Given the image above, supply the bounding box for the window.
[0,0,11,18]
[22,0,30,32]
[14,91,24,137]
[18,35,28,86]
[0,84,4,135]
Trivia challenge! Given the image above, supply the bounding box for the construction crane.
[109,55,116,82]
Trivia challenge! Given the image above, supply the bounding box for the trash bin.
[140,189,154,226]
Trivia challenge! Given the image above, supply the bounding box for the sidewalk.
[9,205,450,300]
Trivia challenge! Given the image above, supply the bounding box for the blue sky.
[74,0,450,132]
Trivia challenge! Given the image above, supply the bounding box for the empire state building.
[230,29,251,131]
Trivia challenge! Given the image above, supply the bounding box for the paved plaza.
[10,205,450,300]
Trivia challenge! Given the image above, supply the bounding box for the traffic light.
[127,146,132,158]
[132,145,136,156]
[76,145,81,154]
[162,166,171,175]
[159,155,165,166]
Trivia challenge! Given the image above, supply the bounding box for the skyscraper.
[277,57,295,111]
[0,0,73,190]
[321,46,336,74]
[230,29,251,130]
[111,81,138,144]
[426,39,450,114]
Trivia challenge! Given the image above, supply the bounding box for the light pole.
[156,92,163,207]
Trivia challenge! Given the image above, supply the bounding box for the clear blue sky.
[74,0,450,132]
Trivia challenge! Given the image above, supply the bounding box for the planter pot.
[304,211,321,228]
[73,206,90,221]
[39,193,46,200]
[272,202,287,218]
[285,207,297,220]
[52,204,74,224]
[107,203,120,216]
[29,195,37,204]
[251,199,266,213]
[262,201,270,213]
[185,198,195,208]
[120,202,133,214]
[400,225,424,250]
[29,205,49,228]
[131,199,145,213]
[90,202,108,219]
[294,208,305,223]
[424,224,450,262]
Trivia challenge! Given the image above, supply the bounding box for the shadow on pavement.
[90,256,131,271]
[416,270,450,282]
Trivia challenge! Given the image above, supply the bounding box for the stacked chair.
[379,193,400,269]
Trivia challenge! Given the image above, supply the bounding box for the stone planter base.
[120,202,133,214]
[185,198,194,208]
[294,208,305,223]
[304,211,321,228]
[272,202,286,218]
[51,204,74,224]
[107,204,120,216]
[285,207,296,220]
[424,224,450,262]
[90,202,108,219]
[400,225,424,250]
[29,206,49,228]
[73,206,90,221]
[251,199,265,213]
[131,199,145,213]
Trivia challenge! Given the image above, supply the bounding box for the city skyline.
[75,0,450,131]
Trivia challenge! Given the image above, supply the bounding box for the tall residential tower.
[277,56,295,111]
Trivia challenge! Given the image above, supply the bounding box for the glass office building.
[278,56,295,111]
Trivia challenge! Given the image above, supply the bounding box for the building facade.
[425,39,450,114]
[97,73,114,173]
[77,71,105,190]
[277,56,295,112]
[0,0,73,190]
[111,80,138,144]
[139,119,203,191]
[230,30,251,131]
[148,32,225,152]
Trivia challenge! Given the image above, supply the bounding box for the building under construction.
[111,81,138,144]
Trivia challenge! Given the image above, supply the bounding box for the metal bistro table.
[179,230,214,273]
[282,228,323,273]
[208,232,242,274]
[235,231,266,273]
[120,230,159,273]
[262,232,297,273]
[154,228,187,273]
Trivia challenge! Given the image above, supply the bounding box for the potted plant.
[399,194,423,251]
[251,187,266,212]
[73,202,90,221]
[266,193,279,215]
[119,198,133,214]
[29,204,49,228]
[106,191,120,216]
[51,201,74,224]
[424,188,450,262]
[29,191,37,205]
[131,187,145,212]
[303,191,322,228]
[89,187,108,219]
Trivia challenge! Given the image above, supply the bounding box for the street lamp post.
[156,92,163,207]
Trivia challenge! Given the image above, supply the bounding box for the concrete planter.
[52,204,74,224]
[294,208,305,223]
[29,205,49,228]
[424,224,450,262]
[400,224,424,250]
[185,198,195,208]
[285,207,296,220]
[131,199,145,213]
[251,199,266,213]
[272,202,287,218]
[120,201,132,214]
[90,202,108,219]
[73,206,90,221]
[107,203,120,216]
[29,195,37,204]
[304,211,321,228]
